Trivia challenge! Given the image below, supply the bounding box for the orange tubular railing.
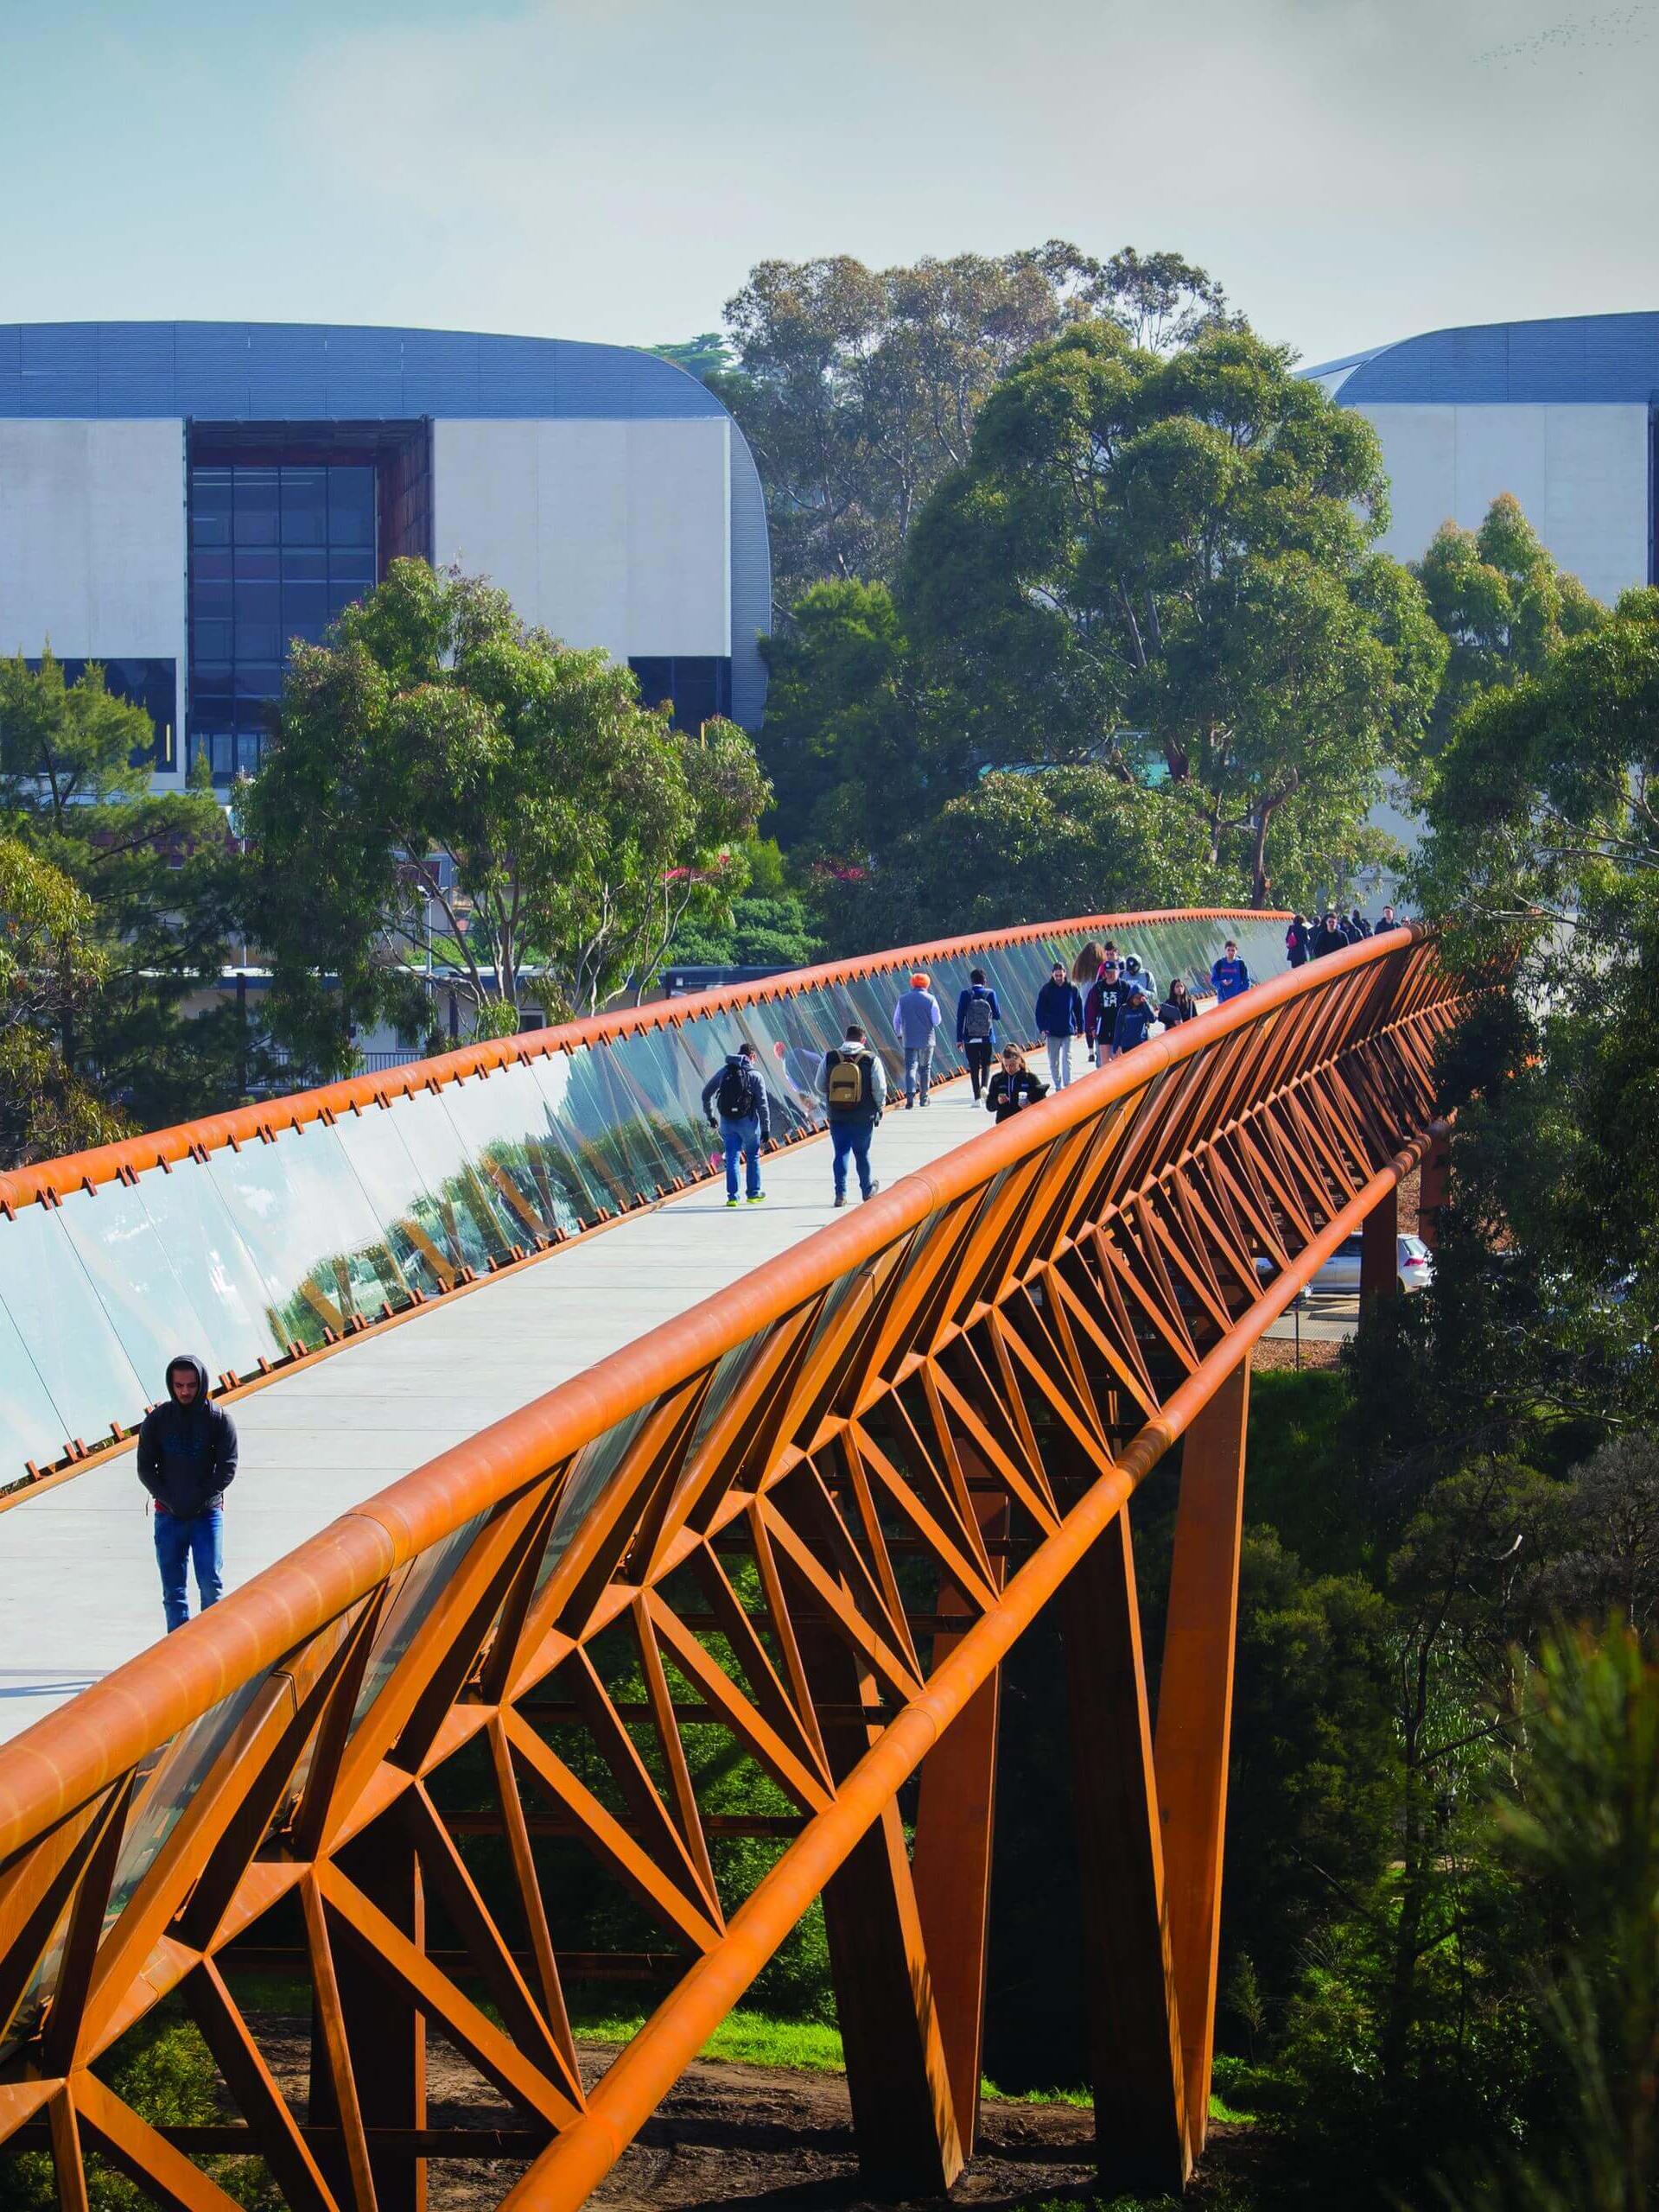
[0,922,1465,2209]
[0,908,1287,1493]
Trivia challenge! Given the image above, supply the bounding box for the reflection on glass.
[206,1124,408,1350]
[130,1156,289,1376]
[0,1290,71,1479]
[105,1680,264,1927]
[352,1514,488,1727]
[56,1182,220,1402]
[0,1205,147,1448]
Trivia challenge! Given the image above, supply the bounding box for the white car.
[1257,1233,1434,1300]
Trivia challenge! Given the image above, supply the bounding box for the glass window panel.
[525,1051,631,1220]
[329,1103,454,1295]
[54,1183,221,1408]
[282,583,327,636]
[124,1156,283,1376]
[575,1042,683,1202]
[432,1058,588,1244]
[0,1285,72,1481]
[281,547,327,582]
[192,618,232,660]
[191,469,232,548]
[327,548,376,584]
[235,622,282,663]
[352,1514,487,1726]
[105,1679,266,1925]
[606,1029,716,1179]
[204,1122,410,1351]
[280,467,327,545]
[235,733,265,776]
[211,733,234,776]
[234,547,280,582]
[234,666,281,702]
[327,585,363,620]
[233,468,280,545]
[194,547,232,584]
[0,1204,147,1451]
[327,467,376,548]
[372,1087,517,1276]
[548,1044,665,1208]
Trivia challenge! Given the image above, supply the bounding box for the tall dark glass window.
[628,657,733,732]
[188,445,402,784]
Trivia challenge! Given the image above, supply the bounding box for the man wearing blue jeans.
[821,1022,887,1206]
[136,1355,238,1632]
[702,1041,771,1206]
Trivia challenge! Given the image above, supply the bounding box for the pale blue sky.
[3,0,1654,365]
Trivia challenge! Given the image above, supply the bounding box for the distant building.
[0,321,771,787]
[1306,311,1658,603]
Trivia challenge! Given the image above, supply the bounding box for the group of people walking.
[1032,936,1238,1092]
[1285,902,1398,966]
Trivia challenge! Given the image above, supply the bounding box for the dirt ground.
[259,2026,1258,2209]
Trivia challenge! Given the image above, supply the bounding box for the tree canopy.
[713,243,1229,607]
[241,561,771,1073]
[0,651,245,1139]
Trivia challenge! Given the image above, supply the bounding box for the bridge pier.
[1064,1505,1192,2196]
[1361,1183,1399,1319]
[1155,1355,1250,2157]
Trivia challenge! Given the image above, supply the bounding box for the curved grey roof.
[0,321,772,726]
[1303,311,1659,404]
[0,321,727,420]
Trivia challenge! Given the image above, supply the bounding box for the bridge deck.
[0,1077,992,1744]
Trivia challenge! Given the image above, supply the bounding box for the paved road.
[0,1078,1004,1745]
[1263,1294,1360,1346]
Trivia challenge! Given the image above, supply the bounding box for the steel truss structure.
[0,927,1467,2209]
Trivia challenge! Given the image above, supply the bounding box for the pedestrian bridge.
[0,912,1466,2206]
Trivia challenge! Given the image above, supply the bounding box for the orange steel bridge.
[0,918,1466,2208]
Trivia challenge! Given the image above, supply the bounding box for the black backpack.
[715,1062,754,1119]
[962,991,995,1042]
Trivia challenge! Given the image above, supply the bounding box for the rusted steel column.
[1360,1181,1399,1319]
[796,1588,963,2195]
[311,1842,428,2212]
[1062,1506,1190,2195]
[1417,1129,1450,1250]
[1154,1356,1249,2152]
[911,1484,1010,2152]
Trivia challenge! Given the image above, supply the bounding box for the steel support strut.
[1155,1355,1250,2150]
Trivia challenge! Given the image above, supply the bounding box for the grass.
[573,2004,1259,2127]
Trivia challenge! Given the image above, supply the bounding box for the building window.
[628,657,733,731]
[186,423,431,786]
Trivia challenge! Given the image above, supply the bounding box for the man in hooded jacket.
[137,1355,238,1631]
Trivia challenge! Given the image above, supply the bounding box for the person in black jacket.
[702,1042,771,1206]
[1312,910,1348,958]
[1285,914,1309,968]
[137,1355,238,1632]
[985,1047,1049,1123]
[1159,977,1197,1027]
[1112,984,1156,1058]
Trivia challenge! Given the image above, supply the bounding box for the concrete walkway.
[0,1077,1003,1745]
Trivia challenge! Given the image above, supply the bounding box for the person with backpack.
[1210,939,1250,1003]
[1084,961,1126,1067]
[1159,976,1197,1027]
[985,1046,1049,1123]
[702,1040,771,1206]
[137,1355,238,1632]
[1035,960,1085,1090]
[1286,914,1310,969]
[821,1022,886,1207]
[892,971,943,1109]
[1112,982,1157,1058]
[956,967,1001,1102]
[1120,954,1153,1005]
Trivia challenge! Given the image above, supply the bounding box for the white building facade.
[0,322,771,789]
[1306,311,1657,605]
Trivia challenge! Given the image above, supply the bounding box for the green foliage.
[898,320,1444,907]
[240,560,771,1075]
[1414,494,1607,753]
[0,832,125,1162]
[0,651,249,1147]
[651,332,741,383]
[663,838,823,969]
[720,243,1229,605]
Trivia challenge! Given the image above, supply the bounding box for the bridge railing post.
[1360,1183,1400,1321]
